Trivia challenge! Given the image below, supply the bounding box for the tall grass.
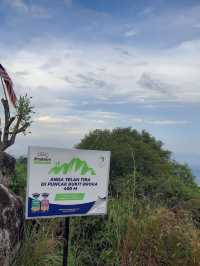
[121,208,200,266]
[12,173,200,266]
[12,199,200,266]
[13,219,63,266]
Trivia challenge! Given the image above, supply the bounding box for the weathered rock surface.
[0,153,15,187]
[0,184,24,266]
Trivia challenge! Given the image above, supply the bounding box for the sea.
[192,166,200,185]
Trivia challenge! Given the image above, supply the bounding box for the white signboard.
[26,146,111,219]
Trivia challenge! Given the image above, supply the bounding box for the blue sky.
[0,0,200,178]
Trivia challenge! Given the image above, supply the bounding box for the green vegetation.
[13,220,63,266]
[49,158,96,175]
[0,95,34,171]
[11,156,27,199]
[12,128,200,266]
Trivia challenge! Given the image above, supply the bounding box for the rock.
[0,184,24,266]
[0,153,15,187]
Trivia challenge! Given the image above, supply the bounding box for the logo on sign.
[49,157,96,175]
[33,152,51,164]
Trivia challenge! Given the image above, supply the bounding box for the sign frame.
[25,146,111,220]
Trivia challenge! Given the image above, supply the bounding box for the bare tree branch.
[1,98,10,146]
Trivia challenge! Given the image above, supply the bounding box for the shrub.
[13,220,63,266]
[121,208,200,266]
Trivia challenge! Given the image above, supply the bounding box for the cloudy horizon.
[0,0,199,179]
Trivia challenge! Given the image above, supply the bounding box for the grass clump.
[121,208,200,266]
[13,220,63,266]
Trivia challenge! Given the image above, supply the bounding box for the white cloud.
[1,37,199,155]
[193,23,200,29]
[5,0,28,11]
[124,29,138,37]
[147,120,190,125]
[5,0,50,18]
[7,108,190,156]
[2,37,200,108]
[139,7,154,16]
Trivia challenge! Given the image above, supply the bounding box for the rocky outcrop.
[0,153,15,187]
[0,184,24,266]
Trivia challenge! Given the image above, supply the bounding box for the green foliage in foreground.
[121,208,200,266]
[13,196,200,266]
[13,220,63,266]
[11,156,27,199]
[12,127,200,266]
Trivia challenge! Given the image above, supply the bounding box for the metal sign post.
[63,217,70,266]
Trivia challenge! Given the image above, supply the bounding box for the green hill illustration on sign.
[49,157,96,175]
